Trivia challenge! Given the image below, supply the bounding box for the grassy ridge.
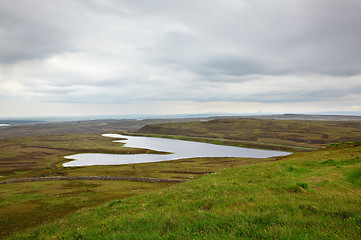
[136,118,361,149]
[9,143,361,239]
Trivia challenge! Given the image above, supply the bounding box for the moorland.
[1,115,361,239]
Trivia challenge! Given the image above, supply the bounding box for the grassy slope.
[0,180,171,238]
[0,156,272,238]
[9,143,361,239]
[1,133,273,238]
[0,133,170,238]
[136,118,361,150]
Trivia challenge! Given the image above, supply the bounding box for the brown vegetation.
[136,118,361,149]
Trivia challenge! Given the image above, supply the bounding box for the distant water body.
[63,134,291,167]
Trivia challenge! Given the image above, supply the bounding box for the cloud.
[0,0,361,116]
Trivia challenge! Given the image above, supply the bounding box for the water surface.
[63,134,291,167]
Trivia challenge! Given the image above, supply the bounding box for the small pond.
[63,134,291,167]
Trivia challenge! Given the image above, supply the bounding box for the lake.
[63,134,291,167]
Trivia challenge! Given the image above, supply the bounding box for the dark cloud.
[1,0,361,116]
[131,0,361,77]
[203,57,268,76]
[0,1,74,63]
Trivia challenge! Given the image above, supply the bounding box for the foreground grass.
[0,157,271,238]
[0,180,171,238]
[9,143,361,239]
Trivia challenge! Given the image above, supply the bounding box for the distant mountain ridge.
[1,112,361,123]
[239,114,361,121]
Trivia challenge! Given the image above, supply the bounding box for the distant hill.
[240,114,361,121]
[0,120,45,125]
[136,117,361,150]
[1,114,361,139]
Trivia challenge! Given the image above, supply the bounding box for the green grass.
[348,166,361,187]
[7,143,361,239]
[0,156,271,238]
[0,180,172,238]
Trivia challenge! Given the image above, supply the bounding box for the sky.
[1,0,361,117]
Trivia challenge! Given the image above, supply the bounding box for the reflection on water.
[63,134,291,167]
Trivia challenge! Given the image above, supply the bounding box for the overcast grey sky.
[1,0,361,117]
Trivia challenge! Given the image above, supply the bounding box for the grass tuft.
[348,166,361,187]
[285,165,310,174]
[296,182,309,189]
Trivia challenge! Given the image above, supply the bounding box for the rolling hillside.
[9,142,361,239]
[136,118,361,149]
